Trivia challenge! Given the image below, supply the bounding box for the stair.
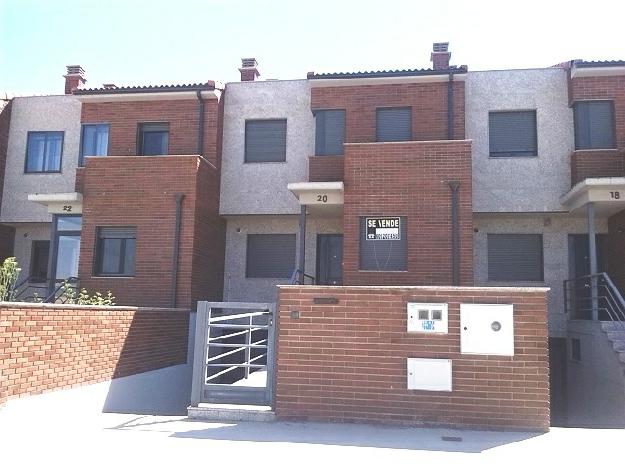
[187,403,276,423]
[601,322,625,371]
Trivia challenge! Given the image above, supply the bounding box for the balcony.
[308,155,344,182]
[571,149,625,186]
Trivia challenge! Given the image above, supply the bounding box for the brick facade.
[570,149,625,186]
[0,303,189,407]
[275,285,550,431]
[310,80,465,143]
[77,155,225,308]
[308,155,344,182]
[80,99,220,165]
[342,140,473,286]
[0,100,15,261]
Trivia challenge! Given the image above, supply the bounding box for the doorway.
[316,234,343,285]
[549,337,568,426]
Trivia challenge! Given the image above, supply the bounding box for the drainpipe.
[447,73,454,140]
[449,181,460,286]
[171,193,185,308]
[298,205,307,283]
[196,90,205,155]
[587,202,598,321]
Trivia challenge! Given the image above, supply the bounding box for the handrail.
[290,268,316,285]
[564,272,625,324]
[44,277,79,303]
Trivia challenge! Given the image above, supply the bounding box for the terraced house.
[0,43,624,427]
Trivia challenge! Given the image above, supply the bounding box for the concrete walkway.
[1,378,623,467]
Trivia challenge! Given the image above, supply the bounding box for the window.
[376,107,411,142]
[25,131,63,173]
[80,124,109,165]
[95,227,136,276]
[489,111,537,157]
[245,119,287,163]
[487,234,544,281]
[574,101,615,150]
[359,217,407,271]
[314,110,345,156]
[246,234,296,278]
[29,240,50,283]
[51,215,81,281]
[571,338,582,362]
[138,123,169,156]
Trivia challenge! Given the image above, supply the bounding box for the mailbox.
[407,358,453,391]
[407,302,448,333]
[460,303,514,356]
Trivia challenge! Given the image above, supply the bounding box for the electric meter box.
[407,302,448,333]
[460,303,514,356]
[407,358,453,391]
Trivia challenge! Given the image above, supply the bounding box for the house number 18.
[610,191,621,200]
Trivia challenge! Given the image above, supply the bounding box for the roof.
[307,65,468,80]
[73,82,216,95]
[573,60,625,68]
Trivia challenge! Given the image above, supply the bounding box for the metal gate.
[190,302,275,407]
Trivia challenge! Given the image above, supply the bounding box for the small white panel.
[407,302,448,333]
[460,303,514,356]
[407,358,452,391]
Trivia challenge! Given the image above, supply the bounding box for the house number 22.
[610,191,621,200]
[62,205,73,212]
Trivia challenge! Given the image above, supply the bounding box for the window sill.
[358,270,408,273]
[91,275,135,279]
[24,171,63,174]
[488,154,538,159]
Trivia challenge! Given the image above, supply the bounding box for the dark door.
[548,337,568,426]
[568,234,609,319]
[316,234,343,285]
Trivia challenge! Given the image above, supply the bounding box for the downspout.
[447,73,454,140]
[196,90,205,155]
[171,193,184,308]
[449,181,460,286]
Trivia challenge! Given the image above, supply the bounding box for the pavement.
[1,373,624,467]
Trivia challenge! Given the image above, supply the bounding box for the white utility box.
[407,358,453,391]
[407,302,448,333]
[460,303,514,356]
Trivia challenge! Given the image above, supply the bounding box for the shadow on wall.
[102,311,196,416]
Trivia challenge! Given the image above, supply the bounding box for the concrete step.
[611,340,625,352]
[618,352,625,364]
[601,321,625,332]
[188,403,275,423]
[606,331,625,341]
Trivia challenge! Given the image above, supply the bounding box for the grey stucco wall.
[220,80,314,215]
[473,214,608,337]
[467,68,574,213]
[1,95,81,223]
[222,215,342,303]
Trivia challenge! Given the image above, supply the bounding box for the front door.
[568,234,608,319]
[316,234,343,285]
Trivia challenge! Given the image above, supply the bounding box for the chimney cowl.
[64,64,86,94]
[430,42,451,70]
[239,57,260,81]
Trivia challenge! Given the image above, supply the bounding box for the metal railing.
[290,268,316,285]
[564,272,625,323]
[11,277,79,303]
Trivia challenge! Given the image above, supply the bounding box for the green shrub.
[0,257,21,302]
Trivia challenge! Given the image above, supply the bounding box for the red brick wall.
[570,149,625,185]
[0,101,15,260]
[342,140,473,286]
[78,155,224,308]
[570,75,625,149]
[608,209,625,294]
[276,285,550,431]
[310,80,465,143]
[0,303,189,407]
[81,98,220,165]
[308,155,344,182]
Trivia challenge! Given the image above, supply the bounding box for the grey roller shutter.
[99,227,136,239]
[487,234,543,281]
[315,110,345,156]
[245,119,287,162]
[489,111,537,157]
[574,101,615,150]
[246,234,296,278]
[376,107,412,142]
[359,217,407,271]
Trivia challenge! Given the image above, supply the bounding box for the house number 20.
[316,194,328,203]
[610,191,621,200]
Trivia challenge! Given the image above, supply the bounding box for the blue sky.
[1,0,623,95]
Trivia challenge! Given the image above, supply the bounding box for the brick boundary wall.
[570,149,625,186]
[275,285,550,431]
[0,303,189,407]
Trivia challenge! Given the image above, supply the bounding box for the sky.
[1,0,624,95]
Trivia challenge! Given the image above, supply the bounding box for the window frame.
[573,100,617,150]
[244,118,288,163]
[313,108,346,156]
[137,122,169,156]
[79,123,110,166]
[375,106,412,142]
[24,131,64,174]
[245,233,296,279]
[93,226,137,277]
[488,110,538,158]
[487,233,544,282]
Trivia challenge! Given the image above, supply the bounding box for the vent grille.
[433,42,449,53]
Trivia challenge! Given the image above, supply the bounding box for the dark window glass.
[80,124,109,165]
[25,131,63,172]
[574,101,615,150]
[359,217,407,271]
[30,240,50,283]
[489,111,537,157]
[245,119,287,162]
[95,227,136,276]
[138,123,169,156]
[487,234,544,281]
[315,110,345,156]
[376,107,411,142]
[246,234,296,278]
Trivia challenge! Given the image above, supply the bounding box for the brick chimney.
[64,65,86,94]
[431,42,451,70]
[239,58,260,82]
